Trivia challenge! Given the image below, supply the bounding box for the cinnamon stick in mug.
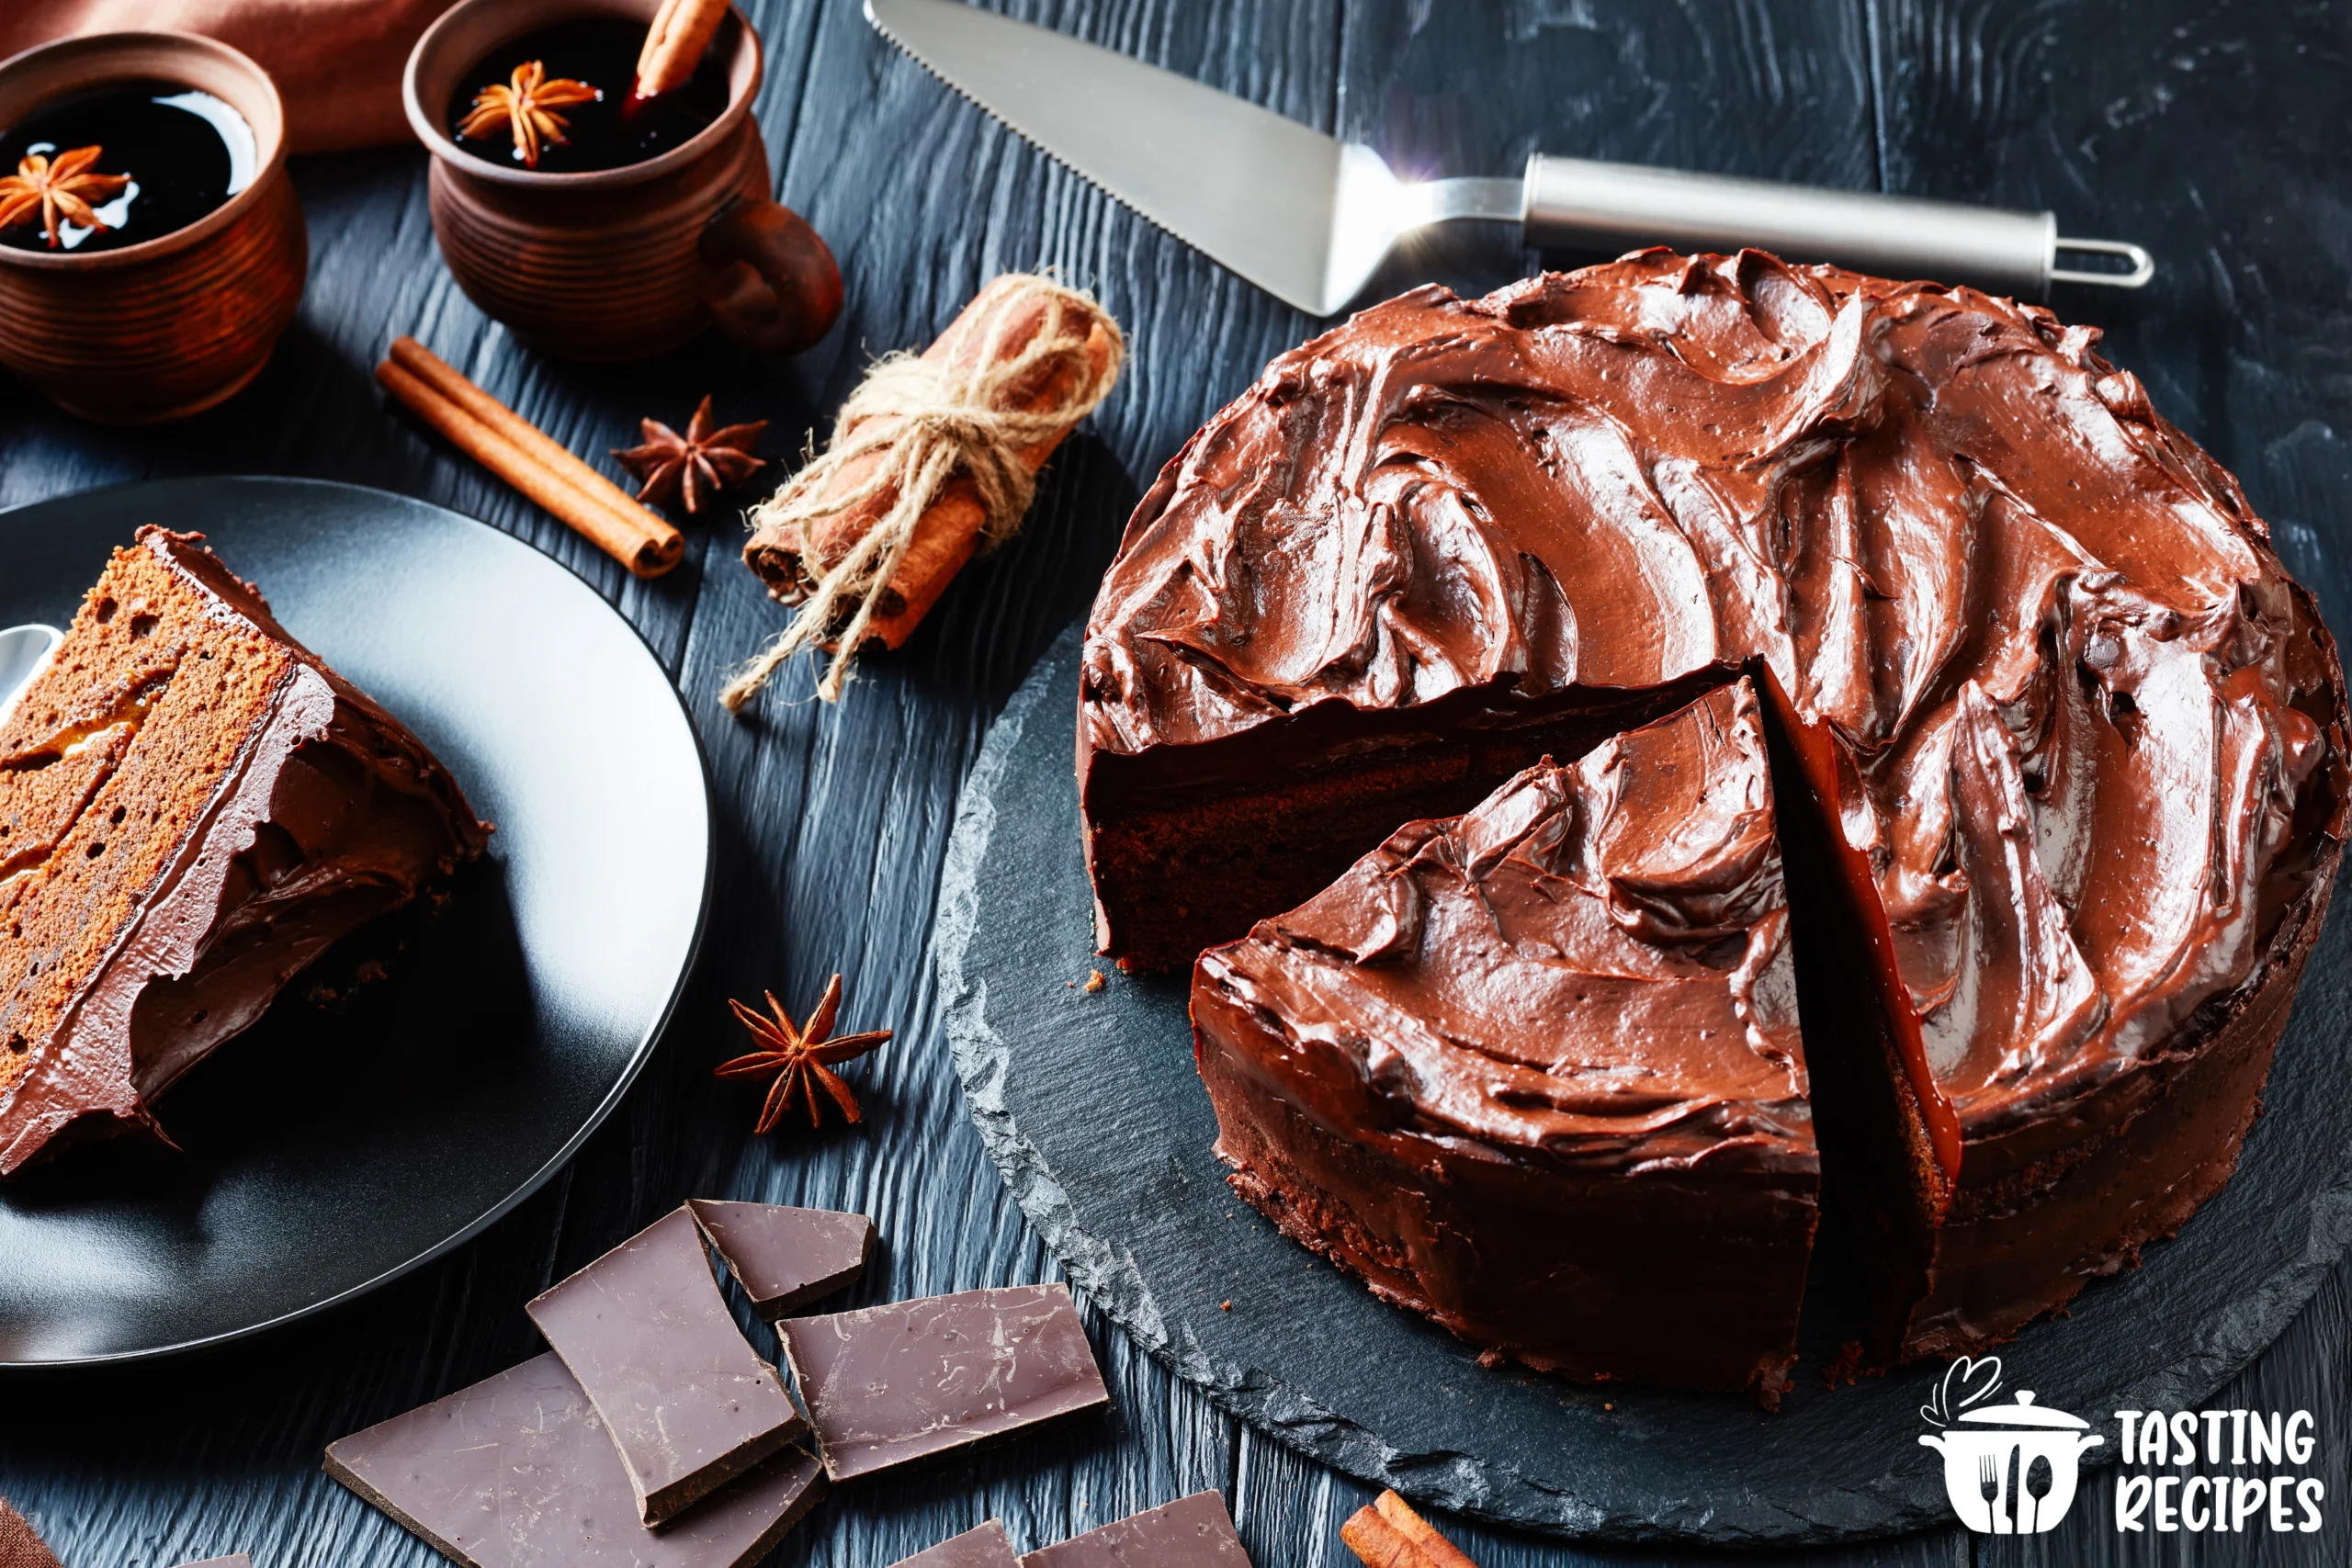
[637,0,734,96]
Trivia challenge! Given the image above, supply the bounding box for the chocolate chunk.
[325,1352,823,1568]
[892,1520,1022,1568]
[526,1207,807,1525]
[0,1500,62,1568]
[778,1282,1109,1481]
[1022,1493,1251,1568]
[688,1199,875,1318]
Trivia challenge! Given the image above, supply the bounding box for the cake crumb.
[1220,1300,1232,1312]
[1603,1402,1614,1412]
[1083,970,1105,993]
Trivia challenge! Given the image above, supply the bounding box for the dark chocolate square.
[1022,1493,1252,1568]
[325,1351,823,1568]
[891,1519,1022,1568]
[687,1199,875,1319]
[527,1206,807,1524]
[778,1282,1109,1481]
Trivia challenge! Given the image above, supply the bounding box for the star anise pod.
[0,145,130,249]
[457,61,599,169]
[716,974,890,1134]
[615,396,770,514]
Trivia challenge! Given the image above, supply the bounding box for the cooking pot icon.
[1918,1391,2104,1532]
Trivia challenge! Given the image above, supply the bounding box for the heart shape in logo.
[1920,1354,2003,1427]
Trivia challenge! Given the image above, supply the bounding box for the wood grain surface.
[2,2,2346,1565]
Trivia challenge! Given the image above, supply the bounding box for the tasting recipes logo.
[1917,1356,2329,1537]
[1917,1356,2100,1532]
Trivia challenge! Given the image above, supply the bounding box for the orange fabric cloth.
[0,0,458,152]
[0,1500,62,1568]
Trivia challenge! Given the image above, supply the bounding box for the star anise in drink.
[458,61,599,169]
[0,145,130,248]
[615,395,770,514]
[716,974,891,1134]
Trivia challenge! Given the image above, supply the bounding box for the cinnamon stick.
[637,0,733,96]
[741,276,1120,651]
[377,337,684,578]
[1340,1493,1482,1568]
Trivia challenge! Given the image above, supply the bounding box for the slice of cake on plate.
[0,527,490,1173]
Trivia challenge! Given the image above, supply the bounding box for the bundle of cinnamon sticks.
[727,274,1125,706]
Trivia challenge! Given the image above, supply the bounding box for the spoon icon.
[2023,1452,2055,1533]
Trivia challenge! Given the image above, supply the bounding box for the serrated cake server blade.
[865,0,2153,314]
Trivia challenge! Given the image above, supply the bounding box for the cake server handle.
[1514,153,2154,300]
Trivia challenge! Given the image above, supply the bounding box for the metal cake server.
[865,0,2154,313]
[0,624,62,728]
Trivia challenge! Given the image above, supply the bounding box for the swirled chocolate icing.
[1201,678,1807,1174]
[1093,250,2345,1161]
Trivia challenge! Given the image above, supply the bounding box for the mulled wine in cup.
[0,31,305,423]
[403,0,841,363]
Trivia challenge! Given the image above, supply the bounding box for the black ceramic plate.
[936,625,2352,1545]
[0,478,710,1367]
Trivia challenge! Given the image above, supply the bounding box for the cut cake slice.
[1192,678,1818,1395]
[0,528,490,1172]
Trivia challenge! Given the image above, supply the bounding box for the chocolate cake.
[0,528,489,1173]
[1194,680,1817,1395]
[1080,252,2350,1382]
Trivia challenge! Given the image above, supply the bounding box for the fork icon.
[1978,1453,2006,1532]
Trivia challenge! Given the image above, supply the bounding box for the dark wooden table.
[4,2,2347,1564]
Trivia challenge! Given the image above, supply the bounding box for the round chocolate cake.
[1077,251,2350,1396]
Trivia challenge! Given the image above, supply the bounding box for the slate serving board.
[936,624,2352,1546]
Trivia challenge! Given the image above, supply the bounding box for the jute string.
[722,276,1125,709]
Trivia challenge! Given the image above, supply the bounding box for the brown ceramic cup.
[403,0,841,363]
[0,32,306,425]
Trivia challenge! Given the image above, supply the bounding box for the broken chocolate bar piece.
[892,1521,1022,1568]
[325,1352,823,1568]
[526,1206,808,1526]
[688,1199,875,1318]
[778,1281,1108,1481]
[1023,1493,1252,1568]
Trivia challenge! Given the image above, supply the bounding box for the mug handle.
[700,196,844,355]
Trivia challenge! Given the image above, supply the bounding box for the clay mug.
[0,32,306,424]
[403,0,840,362]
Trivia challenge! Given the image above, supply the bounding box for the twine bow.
[722,276,1125,708]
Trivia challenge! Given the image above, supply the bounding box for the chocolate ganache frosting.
[1205,679,1806,1173]
[1089,250,2349,1375]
